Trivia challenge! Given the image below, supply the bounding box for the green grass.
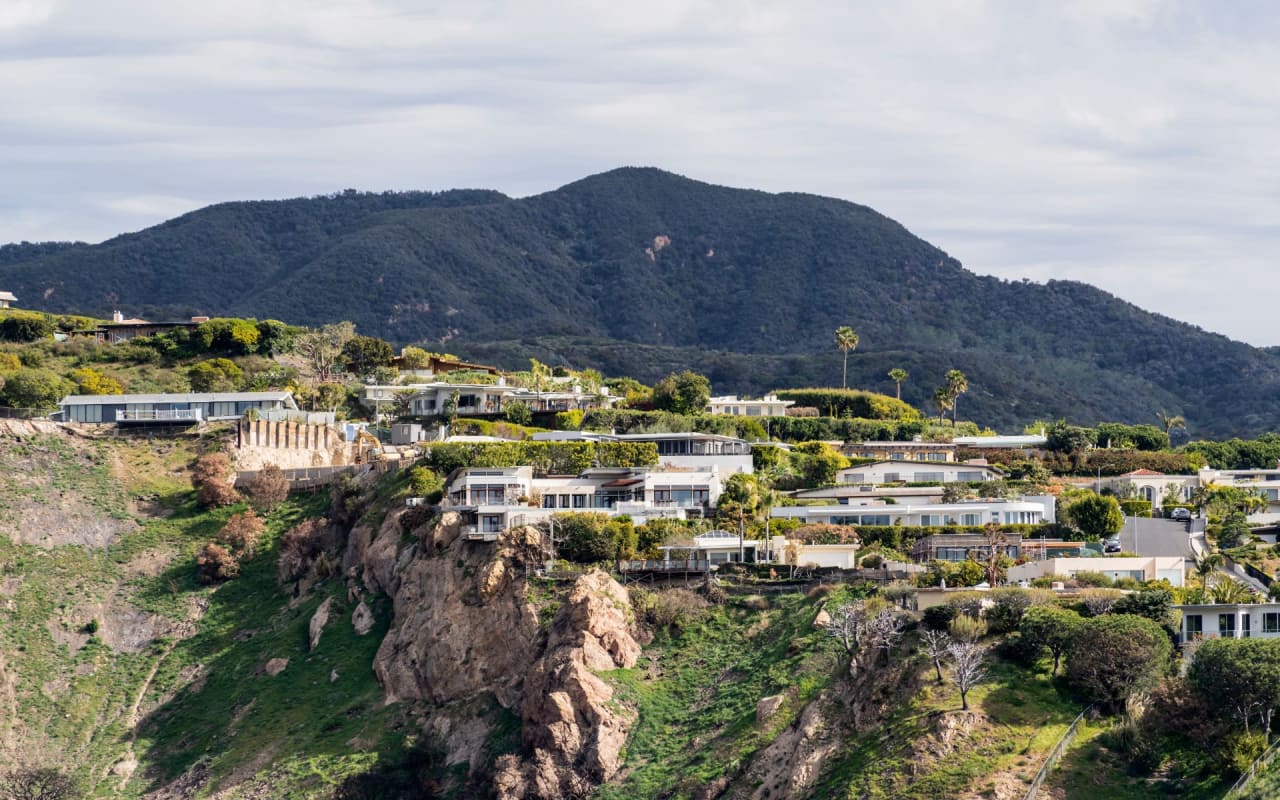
[597,594,837,800]
[1049,721,1230,800]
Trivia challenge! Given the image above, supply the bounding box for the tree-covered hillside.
[2,167,1279,437]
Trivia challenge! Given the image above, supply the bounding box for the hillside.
[3,168,1279,436]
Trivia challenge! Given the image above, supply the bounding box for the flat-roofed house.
[59,391,297,424]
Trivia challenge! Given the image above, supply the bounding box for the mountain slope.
[1,167,1277,437]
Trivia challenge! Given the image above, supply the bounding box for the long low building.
[1176,602,1280,641]
[1007,556,1185,587]
[772,497,1056,528]
[59,391,298,424]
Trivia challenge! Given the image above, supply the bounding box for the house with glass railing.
[58,391,298,424]
[1177,602,1280,642]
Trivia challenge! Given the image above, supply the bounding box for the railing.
[619,559,709,573]
[234,464,367,491]
[0,406,56,420]
[1024,706,1092,800]
[1226,737,1280,798]
[115,409,202,422]
[462,525,502,542]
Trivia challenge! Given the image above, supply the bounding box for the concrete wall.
[234,418,352,471]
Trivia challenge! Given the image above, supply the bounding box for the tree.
[398,346,433,370]
[504,401,533,425]
[0,368,70,409]
[1188,638,1280,740]
[1111,588,1175,629]
[920,629,951,684]
[651,370,711,415]
[1156,410,1187,437]
[1209,575,1256,604]
[195,318,260,355]
[246,463,289,512]
[341,335,395,377]
[887,368,908,400]
[1193,553,1225,588]
[1020,606,1082,676]
[1065,614,1172,711]
[294,321,356,379]
[191,452,239,508]
[945,369,968,424]
[834,326,859,389]
[1067,494,1124,540]
[0,315,54,342]
[931,387,953,424]
[947,640,987,711]
[0,767,80,800]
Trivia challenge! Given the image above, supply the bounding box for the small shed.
[0,291,15,309]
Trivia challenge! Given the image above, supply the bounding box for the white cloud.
[1,1,1278,344]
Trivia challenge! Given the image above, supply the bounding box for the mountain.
[2,167,1278,437]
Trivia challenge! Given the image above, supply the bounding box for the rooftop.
[59,391,294,406]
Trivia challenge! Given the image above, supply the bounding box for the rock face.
[493,572,641,800]
[308,597,332,651]
[368,512,541,708]
[351,600,374,635]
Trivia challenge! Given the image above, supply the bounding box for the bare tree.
[920,629,951,684]
[867,608,905,664]
[294,321,356,381]
[947,640,988,711]
[0,767,80,800]
[1079,588,1123,616]
[823,603,866,657]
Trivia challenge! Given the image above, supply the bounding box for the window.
[842,473,865,484]
[961,513,981,526]
[1186,614,1203,637]
[558,494,571,508]
[542,495,555,509]
[928,453,947,461]
[1263,613,1280,633]
[957,471,985,482]
[573,494,586,509]
[481,515,502,533]
[883,472,901,483]
[1220,614,1237,637]
[915,472,943,483]
[859,514,891,526]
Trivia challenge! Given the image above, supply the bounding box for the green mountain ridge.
[1,167,1277,437]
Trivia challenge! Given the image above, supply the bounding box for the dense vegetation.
[4,168,1280,436]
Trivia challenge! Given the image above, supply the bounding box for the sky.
[3,0,1279,344]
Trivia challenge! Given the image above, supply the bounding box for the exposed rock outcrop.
[351,599,374,635]
[493,572,641,800]
[308,597,332,651]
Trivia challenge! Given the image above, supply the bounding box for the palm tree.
[1193,552,1225,588]
[834,326,859,389]
[888,368,908,400]
[932,387,953,424]
[1209,575,1255,604]
[1156,410,1187,437]
[945,369,968,424]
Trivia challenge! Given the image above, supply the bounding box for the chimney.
[112,310,123,323]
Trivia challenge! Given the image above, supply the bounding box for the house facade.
[841,441,957,462]
[706,395,794,417]
[911,533,1023,563]
[1007,557,1186,587]
[835,460,1002,485]
[0,291,15,309]
[772,497,1055,529]
[532,431,754,475]
[388,381,615,417]
[441,465,723,540]
[59,391,297,424]
[1176,602,1280,641]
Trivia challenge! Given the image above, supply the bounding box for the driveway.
[1117,517,1195,559]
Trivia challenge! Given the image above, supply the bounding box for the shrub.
[218,509,265,556]
[1119,498,1153,518]
[245,464,289,512]
[191,452,239,508]
[635,588,708,630]
[0,314,54,342]
[0,766,80,800]
[69,366,124,395]
[922,604,957,631]
[197,542,240,583]
[0,367,69,409]
[188,358,244,392]
[949,615,987,642]
[503,401,533,426]
[860,553,884,569]
[1066,614,1172,711]
[0,352,19,373]
[278,518,330,583]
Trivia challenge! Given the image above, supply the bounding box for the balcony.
[115,408,203,423]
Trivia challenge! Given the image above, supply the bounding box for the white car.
[1170,507,1192,521]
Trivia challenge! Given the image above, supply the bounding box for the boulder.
[351,599,375,636]
[309,597,333,651]
[264,658,289,677]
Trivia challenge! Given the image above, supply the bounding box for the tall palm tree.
[1209,575,1255,604]
[834,326,859,389]
[888,368,908,400]
[1156,410,1187,437]
[945,369,968,424]
[1193,552,1225,588]
[932,387,953,424]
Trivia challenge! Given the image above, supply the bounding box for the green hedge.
[1119,499,1153,518]
[421,440,658,474]
[774,388,921,421]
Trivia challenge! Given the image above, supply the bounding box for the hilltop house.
[441,465,723,540]
[0,291,15,309]
[532,430,754,475]
[841,440,957,462]
[772,497,1056,529]
[706,394,794,417]
[1008,557,1186,587]
[836,460,1003,485]
[58,391,297,424]
[73,311,210,344]
[1176,602,1280,641]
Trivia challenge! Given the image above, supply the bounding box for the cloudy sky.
[3,1,1278,344]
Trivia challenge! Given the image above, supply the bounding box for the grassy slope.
[0,431,417,798]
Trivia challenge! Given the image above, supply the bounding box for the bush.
[278,518,330,583]
[0,367,70,409]
[69,366,124,395]
[922,604,958,631]
[246,464,289,512]
[1221,731,1268,775]
[197,542,240,583]
[774,388,920,421]
[985,588,1054,634]
[191,452,239,508]
[1066,614,1172,711]
[0,314,54,342]
[949,615,987,642]
[188,358,244,392]
[0,766,80,800]
[1119,498,1153,518]
[503,401,533,426]
[218,509,265,556]
[407,465,444,503]
[633,587,708,630]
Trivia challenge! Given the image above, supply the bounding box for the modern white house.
[1197,466,1280,522]
[0,291,15,309]
[706,395,794,417]
[1007,557,1186,587]
[772,497,1056,528]
[58,391,298,424]
[835,460,1003,485]
[1067,469,1197,511]
[953,433,1048,449]
[842,440,957,462]
[392,381,615,417]
[441,465,724,540]
[532,430,754,475]
[1176,602,1280,641]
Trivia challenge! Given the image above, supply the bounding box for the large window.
[1264,613,1280,633]
[1220,614,1237,637]
[957,471,986,482]
[1185,614,1203,637]
[961,513,981,526]
[915,473,944,483]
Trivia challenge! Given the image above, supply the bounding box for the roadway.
[1117,517,1196,559]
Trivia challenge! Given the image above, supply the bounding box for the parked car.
[1170,507,1192,521]
[1104,536,1122,553]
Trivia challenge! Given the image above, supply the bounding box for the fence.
[235,464,369,491]
[1225,737,1280,798]
[1024,706,1091,800]
[0,406,55,420]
